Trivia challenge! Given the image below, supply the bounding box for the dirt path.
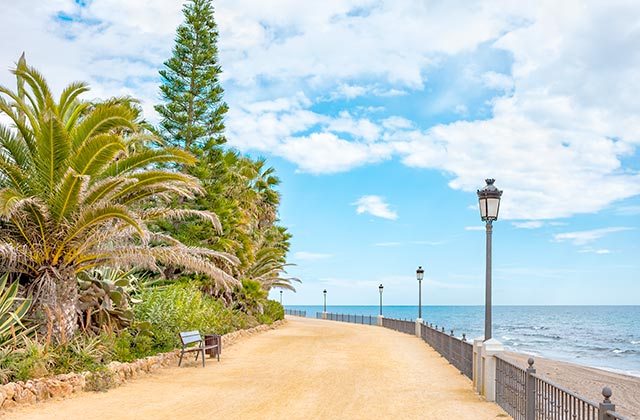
[7,317,506,420]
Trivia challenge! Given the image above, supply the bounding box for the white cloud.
[464,226,485,231]
[615,205,640,216]
[553,227,633,246]
[578,248,612,255]
[480,71,514,91]
[512,221,544,229]
[4,1,640,221]
[278,132,392,174]
[353,195,398,220]
[293,251,333,261]
[373,242,401,247]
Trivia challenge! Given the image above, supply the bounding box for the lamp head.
[477,178,503,221]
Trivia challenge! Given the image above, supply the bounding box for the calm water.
[286,305,640,376]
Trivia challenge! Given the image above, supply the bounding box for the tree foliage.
[0,57,237,341]
[154,0,228,150]
[155,0,298,295]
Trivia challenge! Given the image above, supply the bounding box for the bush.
[50,335,106,375]
[262,300,284,324]
[134,284,254,351]
[110,329,155,362]
[85,367,117,392]
[0,337,52,382]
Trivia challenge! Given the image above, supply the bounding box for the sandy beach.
[5,316,506,420]
[502,352,640,418]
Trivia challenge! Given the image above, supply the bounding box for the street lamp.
[323,289,327,313]
[378,284,384,316]
[279,290,283,304]
[477,178,503,340]
[416,266,424,319]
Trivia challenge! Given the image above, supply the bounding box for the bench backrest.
[179,331,202,346]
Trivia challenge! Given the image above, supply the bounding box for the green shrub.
[50,335,105,375]
[85,367,117,392]
[133,284,253,351]
[0,337,55,383]
[111,329,155,362]
[263,300,284,323]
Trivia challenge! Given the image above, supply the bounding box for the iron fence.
[284,309,306,317]
[496,356,527,420]
[315,312,377,325]
[419,322,474,380]
[495,356,629,420]
[381,317,415,334]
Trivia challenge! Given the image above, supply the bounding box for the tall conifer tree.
[155,0,228,150]
[155,0,297,295]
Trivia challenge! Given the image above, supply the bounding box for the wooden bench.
[178,331,220,367]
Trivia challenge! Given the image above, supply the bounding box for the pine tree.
[154,0,297,296]
[155,0,228,150]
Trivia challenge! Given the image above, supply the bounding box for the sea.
[285,305,640,377]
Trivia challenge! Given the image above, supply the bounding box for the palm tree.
[245,246,301,292]
[0,56,237,342]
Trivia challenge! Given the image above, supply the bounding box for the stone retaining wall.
[0,319,286,410]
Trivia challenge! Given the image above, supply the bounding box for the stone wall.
[0,319,286,410]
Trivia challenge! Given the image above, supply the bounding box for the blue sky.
[1,1,639,305]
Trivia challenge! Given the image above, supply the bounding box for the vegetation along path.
[9,317,507,419]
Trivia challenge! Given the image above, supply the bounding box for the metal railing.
[381,317,415,334]
[496,356,528,420]
[494,356,629,420]
[316,312,377,325]
[419,322,474,380]
[284,309,306,317]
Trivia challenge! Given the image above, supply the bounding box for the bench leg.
[178,350,184,367]
[201,349,205,367]
[195,350,199,361]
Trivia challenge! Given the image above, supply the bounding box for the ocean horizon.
[285,305,640,377]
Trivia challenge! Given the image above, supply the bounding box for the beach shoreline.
[503,351,640,418]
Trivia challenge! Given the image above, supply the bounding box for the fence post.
[598,387,615,420]
[480,338,504,401]
[448,330,454,363]
[473,337,484,393]
[460,334,467,375]
[525,357,536,420]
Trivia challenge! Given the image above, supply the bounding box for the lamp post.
[323,289,327,313]
[378,284,384,316]
[477,178,503,341]
[279,290,283,304]
[416,266,424,319]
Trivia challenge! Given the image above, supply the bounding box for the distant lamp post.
[416,266,425,319]
[279,290,283,304]
[378,284,384,316]
[323,289,327,313]
[477,178,503,341]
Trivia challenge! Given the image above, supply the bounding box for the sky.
[1,0,639,305]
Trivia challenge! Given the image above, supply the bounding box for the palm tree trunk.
[34,270,78,343]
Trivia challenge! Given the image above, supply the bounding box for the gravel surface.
[7,316,507,419]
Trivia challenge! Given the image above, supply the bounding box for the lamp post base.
[415,318,423,337]
[377,315,384,326]
[321,311,327,320]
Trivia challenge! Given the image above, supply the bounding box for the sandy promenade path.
[7,316,506,420]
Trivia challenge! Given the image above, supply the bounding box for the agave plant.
[0,56,237,342]
[0,274,31,346]
[77,268,139,333]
